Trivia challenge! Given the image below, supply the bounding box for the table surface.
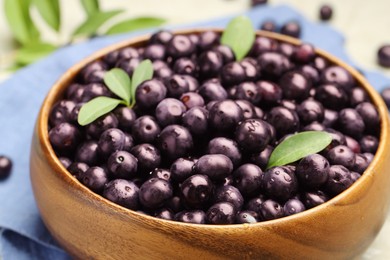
[0,0,390,259]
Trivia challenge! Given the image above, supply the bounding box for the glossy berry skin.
[280,21,301,38]
[301,190,329,209]
[249,37,278,57]
[235,82,262,105]
[241,58,260,81]
[297,99,324,124]
[107,151,138,179]
[235,211,258,224]
[150,168,171,181]
[167,35,196,58]
[381,87,390,108]
[181,174,214,209]
[86,113,118,139]
[139,178,173,209]
[260,20,277,32]
[232,164,263,197]
[214,185,244,211]
[49,122,81,153]
[80,61,107,83]
[198,31,219,51]
[355,102,380,131]
[321,66,355,91]
[157,125,193,161]
[116,58,140,76]
[97,128,126,158]
[206,202,236,224]
[135,79,167,109]
[154,208,174,220]
[212,45,235,64]
[170,158,195,182]
[235,100,256,119]
[315,84,348,110]
[182,107,209,136]
[283,198,306,216]
[153,60,173,80]
[75,140,99,166]
[299,65,320,84]
[173,58,198,76]
[293,43,315,64]
[59,157,72,169]
[345,135,361,154]
[131,116,161,144]
[244,196,265,213]
[360,135,379,154]
[49,100,76,126]
[220,62,246,86]
[0,156,12,180]
[251,0,267,6]
[193,154,233,182]
[327,145,355,169]
[180,92,205,109]
[198,51,224,78]
[296,154,330,189]
[259,199,284,221]
[149,30,173,45]
[67,162,89,180]
[352,154,370,174]
[319,5,333,21]
[302,122,326,132]
[175,210,206,224]
[377,45,390,67]
[113,107,136,132]
[155,98,186,127]
[323,109,339,128]
[262,166,298,202]
[350,87,369,107]
[123,133,134,152]
[256,81,282,106]
[103,179,139,210]
[249,145,273,169]
[324,165,354,196]
[235,119,271,153]
[267,106,300,138]
[279,71,311,101]
[198,79,228,102]
[143,44,166,61]
[209,100,244,132]
[207,137,242,167]
[165,75,190,98]
[258,52,291,79]
[79,166,109,193]
[278,43,296,58]
[337,108,365,139]
[130,144,161,172]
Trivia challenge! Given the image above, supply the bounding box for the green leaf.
[15,42,57,65]
[33,0,60,31]
[72,10,123,38]
[130,59,153,105]
[78,97,123,126]
[4,0,40,44]
[80,0,100,16]
[267,131,333,169]
[221,15,255,61]
[105,17,166,35]
[104,68,131,105]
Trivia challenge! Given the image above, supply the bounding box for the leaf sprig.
[266,131,333,169]
[221,15,255,61]
[78,59,153,126]
[4,0,166,69]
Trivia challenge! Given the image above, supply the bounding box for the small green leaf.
[72,10,123,38]
[105,17,166,35]
[4,0,40,44]
[80,0,100,16]
[221,15,255,61]
[15,42,57,65]
[33,0,61,31]
[78,97,123,126]
[104,68,131,105]
[267,131,332,169]
[130,60,153,105]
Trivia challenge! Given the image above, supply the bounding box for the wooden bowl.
[30,29,390,259]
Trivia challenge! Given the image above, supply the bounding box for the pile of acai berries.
[48,30,380,225]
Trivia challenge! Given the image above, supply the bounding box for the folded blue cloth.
[0,4,389,259]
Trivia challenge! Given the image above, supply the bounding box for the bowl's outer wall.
[30,30,390,260]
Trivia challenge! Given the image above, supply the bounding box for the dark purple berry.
[262,166,298,201]
[150,30,173,45]
[360,135,379,154]
[250,37,278,57]
[175,210,206,224]
[157,125,193,161]
[277,43,296,58]
[86,113,118,139]
[280,21,301,38]
[113,106,137,132]
[0,156,12,180]
[59,157,72,168]
[153,60,173,80]
[165,75,190,98]
[327,145,355,169]
[296,154,330,189]
[351,154,370,174]
[107,151,138,179]
[130,144,161,172]
[259,199,284,221]
[180,92,205,109]
[135,79,167,109]
[220,62,246,86]
[378,45,390,67]
[381,87,390,108]
[279,71,311,101]
[293,43,315,64]
[355,102,380,132]
[323,165,353,196]
[297,99,324,124]
[232,164,263,197]
[206,202,236,224]
[167,35,196,58]
[251,0,267,6]
[350,87,369,107]
[155,98,186,127]
[97,128,125,158]
[49,122,81,153]
[235,211,258,224]
[235,100,256,119]
[209,100,244,132]
[75,140,99,166]
[315,84,348,110]
[143,44,166,61]
[283,198,306,216]
[267,106,300,138]
[182,107,209,136]
[103,179,139,210]
[260,20,277,32]
[256,80,282,106]
[212,45,235,64]
[49,100,76,126]
[301,190,329,209]
[323,109,339,128]
[345,135,361,154]
[181,174,214,209]
[154,208,174,220]
[79,166,109,193]
[116,58,140,76]
[193,154,233,182]
[197,80,228,102]
[235,119,271,153]
[319,5,333,21]
[207,137,242,167]
[235,82,262,105]
[139,178,173,209]
[173,58,197,76]
[170,157,195,182]
[321,66,355,91]
[150,168,171,181]
[67,162,89,180]
[258,52,291,79]
[214,185,244,211]
[249,145,273,169]
[131,116,161,144]
[198,31,219,51]
[337,108,365,139]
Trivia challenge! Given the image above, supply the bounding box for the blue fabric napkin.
[0,4,389,259]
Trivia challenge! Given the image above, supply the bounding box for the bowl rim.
[36,28,390,229]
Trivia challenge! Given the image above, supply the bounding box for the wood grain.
[30,30,390,259]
